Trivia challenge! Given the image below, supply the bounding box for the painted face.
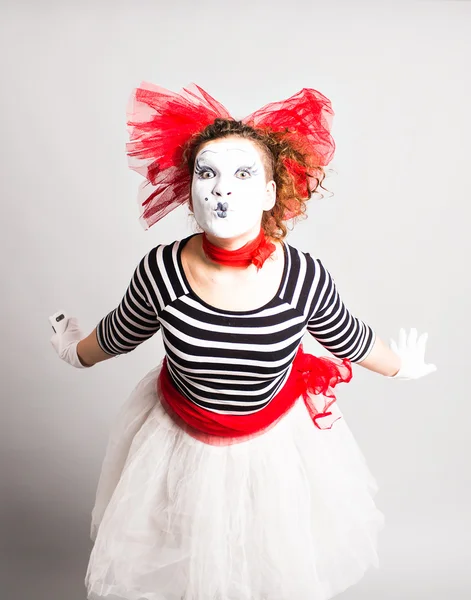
[190,138,276,238]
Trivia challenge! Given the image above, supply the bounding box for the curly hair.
[181,118,331,241]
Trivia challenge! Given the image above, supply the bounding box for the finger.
[425,363,437,375]
[398,328,407,350]
[65,317,77,332]
[390,339,399,354]
[408,327,418,349]
[417,332,428,359]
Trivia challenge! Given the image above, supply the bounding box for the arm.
[306,258,436,380]
[76,328,114,367]
[356,335,401,376]
[51,252,161,369]
[306,257,379,366]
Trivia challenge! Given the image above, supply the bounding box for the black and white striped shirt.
[96,234,375,413]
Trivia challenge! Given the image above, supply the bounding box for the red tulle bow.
[294,344,353,430]
[202,228,277,269]
[126,82,335,229]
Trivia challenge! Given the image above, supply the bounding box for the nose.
[211,177,233,198]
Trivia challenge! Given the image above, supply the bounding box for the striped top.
[96,234,375,414]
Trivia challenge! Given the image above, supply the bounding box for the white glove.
[388,327,437,380]
[50,316,91,369]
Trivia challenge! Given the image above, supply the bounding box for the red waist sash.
[156,344,353,446]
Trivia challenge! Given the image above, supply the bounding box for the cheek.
[190,182,203,207]
[191,185,211,215]
[192,178,209,197]
[239,180,268,205]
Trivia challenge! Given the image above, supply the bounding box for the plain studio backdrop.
[1,1,469,599]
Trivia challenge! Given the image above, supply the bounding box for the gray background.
[2,0,470,598]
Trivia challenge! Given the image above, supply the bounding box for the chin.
[197,222,236,239]
[203,223,253,237]
[196,215,261,240]
[203,230,238,240]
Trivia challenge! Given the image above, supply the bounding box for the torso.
[96,233,376,413]
[180,233,287,312]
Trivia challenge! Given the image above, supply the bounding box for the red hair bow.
[126,82,335,229]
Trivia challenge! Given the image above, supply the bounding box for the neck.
[199,227,277,271]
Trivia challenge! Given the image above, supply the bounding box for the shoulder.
[141,235,190,264]
[283,241,326,272]
[134,237,191,305]
[131,238,185,285]
[283,243,335,295]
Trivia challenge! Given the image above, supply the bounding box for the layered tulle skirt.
[85,361,385,600]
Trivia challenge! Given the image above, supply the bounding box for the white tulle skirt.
[85,361,385,600]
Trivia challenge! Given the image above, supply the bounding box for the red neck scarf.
[202,228,277,270]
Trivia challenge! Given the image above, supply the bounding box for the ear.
[263,180,276,211]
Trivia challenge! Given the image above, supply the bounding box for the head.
[189,135,276,240]
[182,119,327,241]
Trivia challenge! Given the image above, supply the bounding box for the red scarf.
[202,228,277,269]
[157,344,352,446]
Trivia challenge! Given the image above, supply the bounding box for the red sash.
[157,344,352,446]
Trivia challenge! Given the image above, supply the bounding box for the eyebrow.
[195,158,210,169]
[196,155,258,167]
[195,158,259,174]
[198,148,259,160]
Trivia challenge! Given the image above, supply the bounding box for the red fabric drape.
[157,344,352,446]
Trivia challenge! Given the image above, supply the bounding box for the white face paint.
[190,138,276,239]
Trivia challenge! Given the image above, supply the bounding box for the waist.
[157,344,352,446]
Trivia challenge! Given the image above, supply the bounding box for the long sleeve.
[96,254,161,356]
[306,258,375,363]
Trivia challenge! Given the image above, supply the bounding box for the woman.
[50,83,436,600]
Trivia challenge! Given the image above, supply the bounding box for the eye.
[236,169,251,179]
[195,168,215,179]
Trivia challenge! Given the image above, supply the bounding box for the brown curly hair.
[181,119,331,242]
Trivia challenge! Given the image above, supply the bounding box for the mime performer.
[50,82,436,600]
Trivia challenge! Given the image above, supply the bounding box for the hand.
[50,316,91,369]
[388,327,437,380]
